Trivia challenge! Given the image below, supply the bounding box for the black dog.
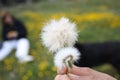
[74,41,120,74]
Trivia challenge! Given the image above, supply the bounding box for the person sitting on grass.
[0,11,34,63]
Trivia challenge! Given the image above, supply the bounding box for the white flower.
[54,47,81,70]
[41,17,78,53]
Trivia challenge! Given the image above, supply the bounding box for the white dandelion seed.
[41,17,78,53]
[54,47,81,71]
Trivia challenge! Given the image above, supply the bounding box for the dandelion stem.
[64,55,73,74]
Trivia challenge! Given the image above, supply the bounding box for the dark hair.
[1,14,16,26]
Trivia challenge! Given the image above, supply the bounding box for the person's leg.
[0,41,16,61]
[15,38,33,63]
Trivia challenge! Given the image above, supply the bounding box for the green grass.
[0,0,120,80]
[1,0,120,14]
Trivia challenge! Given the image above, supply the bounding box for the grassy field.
[0,0,120,80]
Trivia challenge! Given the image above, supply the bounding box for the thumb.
[57,65,68,74]
[55,75,70,80]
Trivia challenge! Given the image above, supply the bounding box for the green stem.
[64,55,73,74]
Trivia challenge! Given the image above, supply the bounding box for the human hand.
[55,65,117,80]
[55,74,70,80]
[7,31,18,39]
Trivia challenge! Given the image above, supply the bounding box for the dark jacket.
[2,18,27,41]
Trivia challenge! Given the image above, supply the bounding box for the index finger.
[69,65,93,76]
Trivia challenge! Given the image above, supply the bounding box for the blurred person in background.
[0,11,34,63]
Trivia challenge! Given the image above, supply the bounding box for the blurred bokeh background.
[0,0,120,80]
